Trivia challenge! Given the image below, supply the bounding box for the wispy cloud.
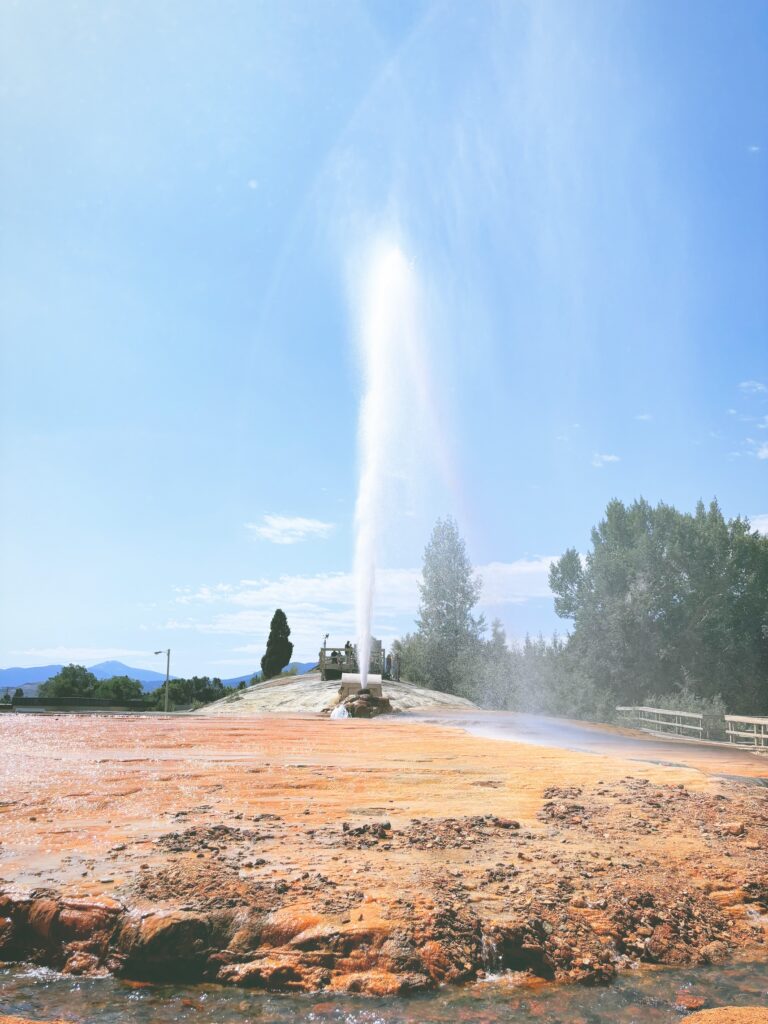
[9,647,154,666]
[592,453,621,468]
[744,438,768,460]
[750,514,768,536]
[635,412,653,421]
[163,557,559,656]
[738,380,766,394]
[245,515,334,545]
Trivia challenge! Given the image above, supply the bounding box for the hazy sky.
[1,0,766,676]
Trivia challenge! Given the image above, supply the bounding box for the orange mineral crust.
[0,713,766,994]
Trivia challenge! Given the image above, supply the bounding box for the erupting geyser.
[352,236,424,688]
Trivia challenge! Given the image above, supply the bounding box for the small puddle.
[2,960,767,1023]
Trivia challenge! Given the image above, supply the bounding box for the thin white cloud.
[479,558,557,603]
[635,412,653,421]
[738,380,766,394]
[164,558,559,655]
[749,514,768,536]
[592,453,621,468]
[9,647,154,666]
[745,437,768,460]
[173,583,234,605]
[245,515,334,545]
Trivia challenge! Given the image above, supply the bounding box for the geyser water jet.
[352,237,424,688]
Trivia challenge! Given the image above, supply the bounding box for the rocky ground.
[0,712,766,996]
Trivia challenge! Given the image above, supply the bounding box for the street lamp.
[154,649,171,713]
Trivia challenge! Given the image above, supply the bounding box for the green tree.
[148,675,229,709]
[260,609,294,681]
[548,498,768,714]
[410,516,484,693]
[39,664,97,698]
[93,676,144,702]
[13,687,24,699]
[452,618,519,708]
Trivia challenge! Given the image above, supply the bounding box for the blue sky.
[1,0,766,677]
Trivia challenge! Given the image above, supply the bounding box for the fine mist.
[352,237,425,687]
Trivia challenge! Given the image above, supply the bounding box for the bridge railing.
[615,705,719,739]
[724,714,768,748]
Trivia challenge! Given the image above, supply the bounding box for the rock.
[118,910,211,980]
[331,969,430,995]
[676,989,707,1011]
[722,822,746,837]
[698,940,729,964]
[0,1017,72,1024]
[418,939,456,982]
[58,898,122,945]
[337,690,394,719]
[260,908,324,946]
[218,951,330,992]
[62,950,102,975]
[0,916,14,952]
[27,898,59,943]
[685,1010,768,1023]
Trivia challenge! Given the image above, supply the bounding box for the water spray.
[352,237,422,688]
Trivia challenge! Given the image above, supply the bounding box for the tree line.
[23,608,297,710]
[398,500,768,718]
[31,664,247,709]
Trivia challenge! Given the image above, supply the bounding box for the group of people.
[325,641,400,681]
[328,642,354,666]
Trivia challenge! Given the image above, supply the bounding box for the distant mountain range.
[0,659,318,694]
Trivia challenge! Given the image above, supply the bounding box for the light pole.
[154,649,171,713]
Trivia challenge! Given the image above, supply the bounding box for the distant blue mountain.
[0,660,172,693]
[220,671,260,687]
[88,661,171,684]
[0,659,319,695]
[220,662,317,687]
[0,665,63,687]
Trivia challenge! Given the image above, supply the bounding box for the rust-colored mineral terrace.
[1,713,766,995]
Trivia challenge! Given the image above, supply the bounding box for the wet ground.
[2,959,767,1023]
[1,711,766,1003]
[404,710,768,780]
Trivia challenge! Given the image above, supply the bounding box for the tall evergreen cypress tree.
[260,608,294,681]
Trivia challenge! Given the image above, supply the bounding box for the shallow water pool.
[2,961,767,1023]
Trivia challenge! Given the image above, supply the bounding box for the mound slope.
[196,671,476,715]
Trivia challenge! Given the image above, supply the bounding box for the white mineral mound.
[196,671,476,716]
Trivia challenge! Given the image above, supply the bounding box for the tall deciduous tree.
[94,676,144,702]
[260,608,294,681]
[38,664,98,698]
[549,498,768,713]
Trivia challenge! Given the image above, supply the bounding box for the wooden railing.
[615,705,718,739]
[724,715,768,748]
[617,706,768,746]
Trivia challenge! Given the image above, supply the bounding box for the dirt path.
[0,713,766,994]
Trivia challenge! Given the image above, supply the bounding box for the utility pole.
[154,649,171,712]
